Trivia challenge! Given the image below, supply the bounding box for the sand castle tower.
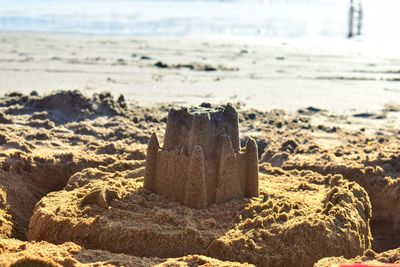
[144,104,259,209]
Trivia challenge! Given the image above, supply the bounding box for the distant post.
[356,0,363,36]
[348,0,354,38]
[348,0,363,38]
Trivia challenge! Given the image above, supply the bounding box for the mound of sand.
[278,133,400,252]
[28,163,371,267]
[2,91,128,124]
[0,91,159,240]
[0,238,252,267]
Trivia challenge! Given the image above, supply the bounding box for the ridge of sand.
[0,238,253,267]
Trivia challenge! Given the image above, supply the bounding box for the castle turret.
[188,113,210,156]
[163,108,191,151]
[143,133,159,192]
[223,103,240,152]
[216,135,242,204]
[184,145,208,209]
[245,137,259,197]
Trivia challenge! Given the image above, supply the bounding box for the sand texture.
[315,248,400,266]
[0,239,252,267]
[0,89,399,266]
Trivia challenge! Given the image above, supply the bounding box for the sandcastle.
[143,104,259,208]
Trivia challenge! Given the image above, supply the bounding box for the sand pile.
[0,91,158,239]
[3,91,127,123]
[246,105,400,253]
[0,239,252,267]
[278,134,400,252]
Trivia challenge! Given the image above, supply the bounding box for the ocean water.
[0,0,399,41]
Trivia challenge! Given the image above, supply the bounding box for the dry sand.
[0,31,399,267]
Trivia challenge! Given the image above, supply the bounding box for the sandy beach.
[1,32,399,113]
[0,29,399,267]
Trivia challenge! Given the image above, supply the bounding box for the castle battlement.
[144,104,259,209]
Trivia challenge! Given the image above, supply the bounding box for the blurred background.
[0,0,399,113]
[0,0,399,42]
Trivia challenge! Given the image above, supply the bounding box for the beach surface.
[0,31,399,266]
[0,32,399,114]
[0,88,398,266]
